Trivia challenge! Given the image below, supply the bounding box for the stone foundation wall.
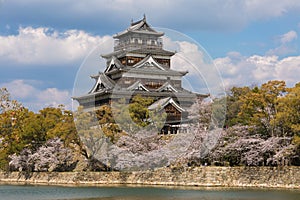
[0,166,299,189]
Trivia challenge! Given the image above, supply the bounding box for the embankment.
[0,166,299,189]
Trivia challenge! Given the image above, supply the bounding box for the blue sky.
[0,0,300,111]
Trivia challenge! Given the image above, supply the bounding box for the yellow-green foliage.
[129,95,154,127]
[0,88,80,170]
[226,81,300,138]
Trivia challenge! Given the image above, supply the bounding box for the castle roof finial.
[143,14,146,21]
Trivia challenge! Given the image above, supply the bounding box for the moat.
[0,184,299,200]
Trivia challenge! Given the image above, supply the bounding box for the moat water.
[0,184,299,200]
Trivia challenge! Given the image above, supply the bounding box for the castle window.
[134,38,138,44]
[128,59,134,64]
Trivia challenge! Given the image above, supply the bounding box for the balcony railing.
[114,43,163,51]
[114,38,163,51]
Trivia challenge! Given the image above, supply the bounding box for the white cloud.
[215,53,252,88]
[267,45,297,56]
[267,30,298,56]
[266,30,298,56]
[275,56,300,83]
[163,36,225,96]
[0,26,113,66]
[248,55,278,80]
[279,30,297,44]
[0,80,71,111]
[37,88,70,107]
[0,80,37,99]
[170,41,205,73]
[215,53,300,88]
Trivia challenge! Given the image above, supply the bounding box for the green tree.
[129,95,154,127]
[225,86,252,126]
[43,106,80,147]
[276,82,300,137]
[16,109,46,150]
[0,88,81,170]
[238,80,286,137]
[96,105,124,142]
[0,88,26,169]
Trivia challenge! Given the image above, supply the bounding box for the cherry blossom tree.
[9,138,75,172]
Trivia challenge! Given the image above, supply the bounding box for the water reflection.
[65,195,300,200]
[0,184,299,200]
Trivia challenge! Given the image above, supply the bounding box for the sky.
[0,0,300,111]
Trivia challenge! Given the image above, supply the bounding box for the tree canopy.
[1,81,300,171]
[0,88,80,170]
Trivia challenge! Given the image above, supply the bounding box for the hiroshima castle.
[74,16,208,134]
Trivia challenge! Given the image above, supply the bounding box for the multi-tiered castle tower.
[74,16,207,134]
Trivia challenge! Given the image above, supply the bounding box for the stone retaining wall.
[0,166,299,189]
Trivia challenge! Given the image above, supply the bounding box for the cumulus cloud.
[0,80,71,111]
[37,88,70,108]
[275,56,300,83]
[0,26,113,66]
[247,55,279,81]
[162,36,224,96]
[215,52,300,88]
[0,80,37,99]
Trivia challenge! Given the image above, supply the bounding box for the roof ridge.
[130,14,147,26]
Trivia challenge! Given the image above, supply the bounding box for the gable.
[104,57,123,73]
[148,97,185,113]
[89,73,115,93]
[166,98,185,113]
[127,81,149,91]
[156,82,178,93]
[133,55,166,71]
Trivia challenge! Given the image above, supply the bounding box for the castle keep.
[74,16,207,133]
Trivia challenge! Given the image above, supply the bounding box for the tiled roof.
[101,48,175,59]
[148,97,186,112]
[113,15,163,38]
[89,73,115,93]
[104,56,124,73]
